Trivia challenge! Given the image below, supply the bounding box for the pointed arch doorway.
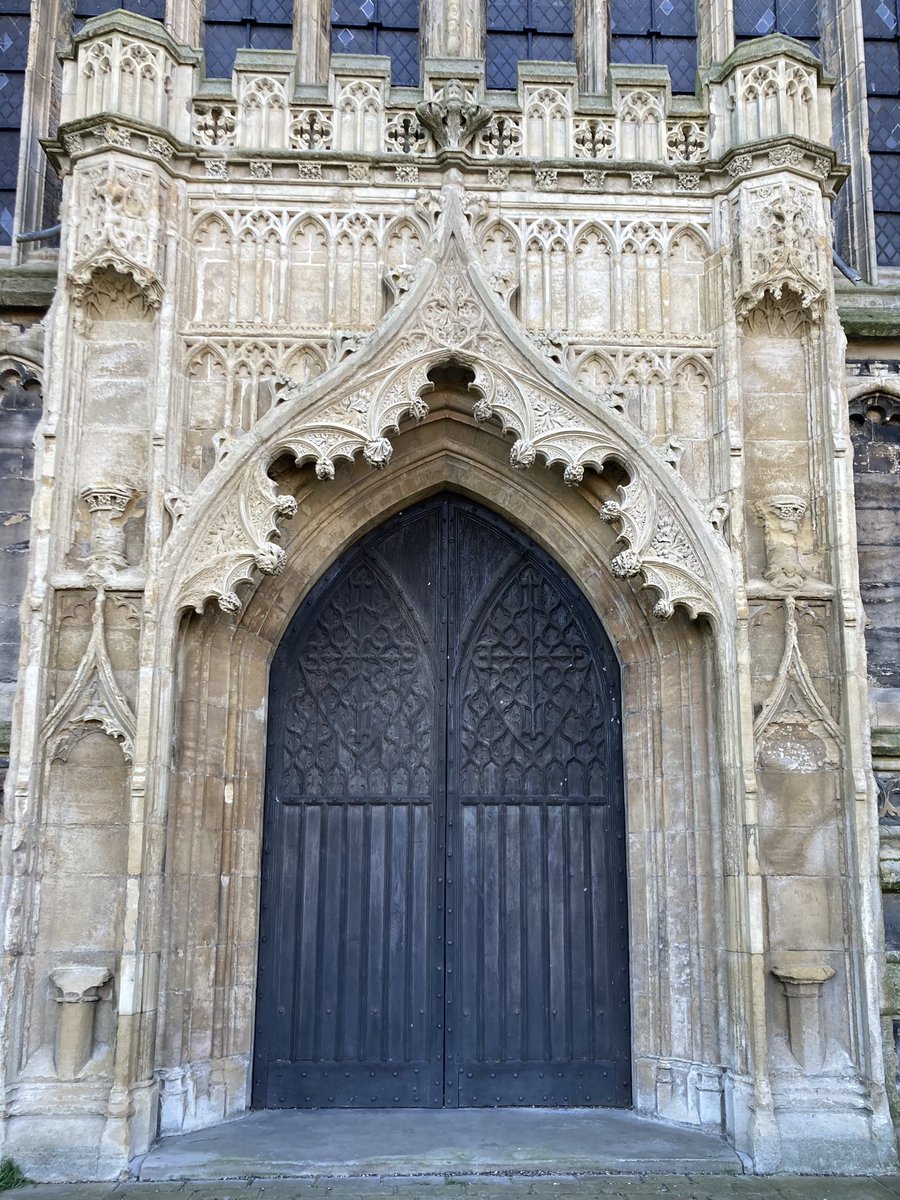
[252,493,630,1110]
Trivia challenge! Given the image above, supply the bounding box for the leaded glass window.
[864,0,900,265]
[733,0,819,53]
[486,0,573,91]
[74,0,165,34]
[203,0,293,79]
[609,0,697,94]
[0,0,28,246]
[332,0,420,88]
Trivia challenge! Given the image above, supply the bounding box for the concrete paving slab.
[138,1110,743,1182]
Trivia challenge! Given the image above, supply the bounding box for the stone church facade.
[1,0,900,1182]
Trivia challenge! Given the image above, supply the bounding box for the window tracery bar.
[609,0,697,94]
[203,0,293,80]
[486,0,574,91]
[862,0,900,265]
[332,0,420,87]
[0,0,28,245]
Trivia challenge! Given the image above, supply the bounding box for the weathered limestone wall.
[0,333,42,794]
[0,6,895,1182]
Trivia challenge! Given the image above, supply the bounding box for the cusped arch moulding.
[162,182,731,626]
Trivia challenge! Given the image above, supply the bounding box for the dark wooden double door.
[253,495,630,1109]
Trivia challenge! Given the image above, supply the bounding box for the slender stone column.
[50,965,112,1079]
[82,486,132,572]
[424,0,484,62]
[771,962,836,1072]
[575,0,607,94]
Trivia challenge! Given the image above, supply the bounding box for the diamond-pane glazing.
[487,31,528,88]
[863,0,899,37]
[250,22,293,49]
[610,0,652,35]
[332,25,376,51]
[867,40,900,93]
[869,96,900,148]
[610,34,654,65]
[0,15,27,59]
[381,0,419,25]
[531,32,573,61]
[0,69,24,128]
[204,0,245,20]
[778,0,818,37]
[0,129,18,189]
[657,36,697,91]
[655,0,696,37]
[0,191,14,245]
[487,0,528,30]
[530,0,572,34]
[251,0,291,22]
[332,0,374,26]
[871,151,900,207]
[875,212,900,263]
[734,0,775,36]
[378,28,419,84]
[76,0,164,15]
[204,23,247,77]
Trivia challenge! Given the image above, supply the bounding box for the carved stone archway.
[159,180,733,628]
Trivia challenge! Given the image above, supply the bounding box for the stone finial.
[81,484,132,571]
[771,959,835,1072]
[50,964,112,1078]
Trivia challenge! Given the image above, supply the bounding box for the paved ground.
[138,1110,741,1180]
[10,1174,900,1199]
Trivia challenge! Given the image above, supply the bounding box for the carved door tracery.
[254,495,630,1109]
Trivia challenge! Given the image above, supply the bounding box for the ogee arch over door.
[253,494,630,1109]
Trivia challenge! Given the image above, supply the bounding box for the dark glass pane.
[76,0,164,15]
[610,33,654,65]
[0,189,14,246]
[380,0,419,26]
[530,32,573,60]
[487,0,528,31]
[872,151,900,210]
[205,0,247,18]
[869,96,900,149]
[0,128,18,189]
[331,0,375,27]
[332,23,376,51]
[734,0,776,36]
[875,211,900,263]
[0,0,30,13]
[0,69,24,128]
[529,0,573,34]
[486,31,527,87]
[654,0,696,36]
[656,36,697,91]
[377,27,418,83]
[204,23,248,75]
[867,39,900,93]
[778,0,818,38]
[251,0,292,20]
[0,14,30,61]
[862,0,899,38]
[250,22,293,48]
[611,0,652,35]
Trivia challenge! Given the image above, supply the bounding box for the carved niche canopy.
[164,182,728,625]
